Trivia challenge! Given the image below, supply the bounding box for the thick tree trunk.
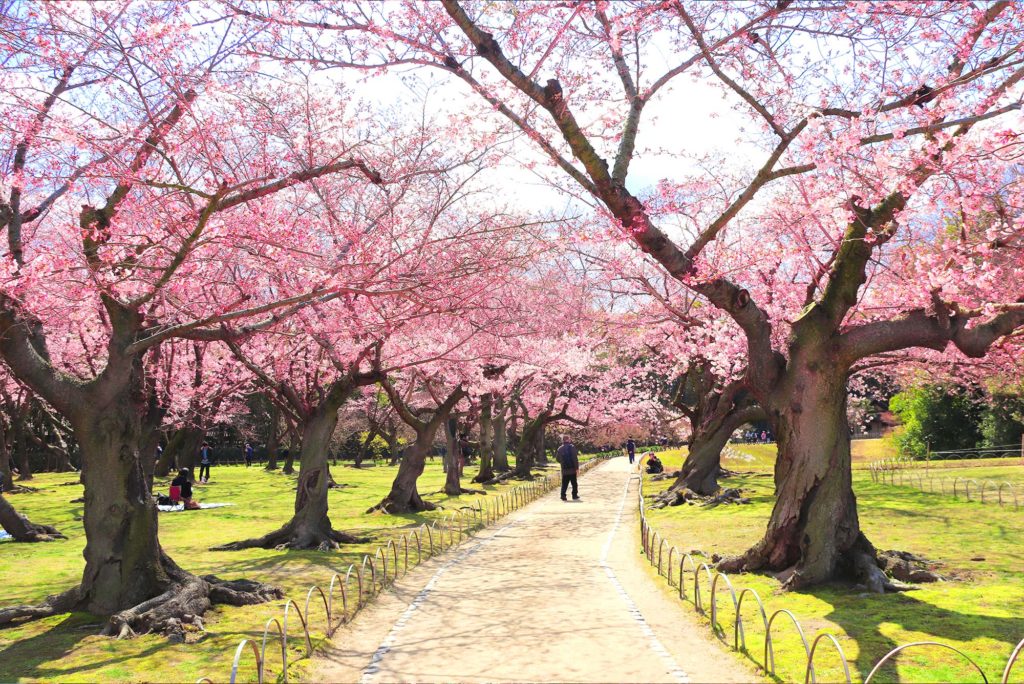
[676,406,765,496]
[444,416,462,495]
[12,412,32,481]
[534,423,548,465]
[217,401,361,551]
[370,439,438,513]
[354,428,378,468]
[514,416,545,477]
[385,427,401,466]
[157,427,204,480]
[0,419,13,488]
[720,372,894,592]
[0,394,281,635]
[282,428,298,475]
[492,396,509,472]
[265,403,280,470]
[473,394,494,483]
[0,490,65,541]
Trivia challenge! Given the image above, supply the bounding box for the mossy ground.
[0,459,539,683]
[644,446,1024,683]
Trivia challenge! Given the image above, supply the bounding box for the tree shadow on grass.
[812,587,1024,682]
[0,613,161,681]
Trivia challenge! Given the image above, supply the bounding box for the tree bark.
[492,395,509,472]
[473,393,494,483]
[719,368,893,592]
[156,427,204,479]
[0,419,12,489]
[0,389,282,635]
[385,426,401,466]
[281,425,298,475]
[676,405,765,496]
[371,381,464,514]
[370,440,438,513]
[514,415,545,477]
[217,382,368,551]
[354,427,378,468]
[12,407,32,481]
[265,403,280,470]
[534,423,548,465]
[0,490,64,541]
[444,416,462,495]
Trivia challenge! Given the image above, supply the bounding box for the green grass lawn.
[0,459,538,683]
[726,438,900,471]
[644,449,1024,683]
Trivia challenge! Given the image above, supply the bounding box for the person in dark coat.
[626,438,636,464]
[555,434,580,501]
[170,468,199,509]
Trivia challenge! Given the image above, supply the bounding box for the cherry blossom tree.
[244,0,1024,590]
[0,3,409,634]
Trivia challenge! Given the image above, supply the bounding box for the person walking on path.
[626,438,636,465]
[556,434,580,501]
[199,442,212,483]
[244,442,254,467]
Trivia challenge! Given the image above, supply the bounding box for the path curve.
[313,457,757,683]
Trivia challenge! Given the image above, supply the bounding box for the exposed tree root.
[481,471,515,486]
[367,490,440,514]
[104,574,281,640]
[717,536,918,593]
[471,470,494,484]
[212,518,366,551]
[0,556,281,639]
[434,486,486,496]
[0,586,80,627]
[0,492,66,542]
[877,549,944,583]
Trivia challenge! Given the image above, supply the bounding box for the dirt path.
[313,457,758,683]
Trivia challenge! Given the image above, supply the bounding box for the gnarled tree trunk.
[385,425,401,465]
[492,395,509,472]
[265,403,280,470]
[514,415,544,477]
[444,416,462,495]
[371,380,465,514]
[534,423,548,465]
[0,490,64,541]
[473,393,494,483]
[676,405,765,496]
[156,427,204,479]
[720,367,893,592]
[0,391,281,636]
[371,440,438,513]
[217,382,366,551]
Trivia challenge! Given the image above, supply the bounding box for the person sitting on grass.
[645,453,664,474]
[170,468,200,510]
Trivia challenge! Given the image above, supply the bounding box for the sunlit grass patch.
[0,459,534,682]
[642,464,1024,683]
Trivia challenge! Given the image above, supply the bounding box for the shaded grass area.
[645,449,1024,683]
[0,459,536,683]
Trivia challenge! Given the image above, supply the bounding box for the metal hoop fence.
[638,469,1023,683]
[214,454,613,682]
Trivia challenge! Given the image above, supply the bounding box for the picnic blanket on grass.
[157,502,234,513]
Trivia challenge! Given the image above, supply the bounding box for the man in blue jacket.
[556,434,580,501]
